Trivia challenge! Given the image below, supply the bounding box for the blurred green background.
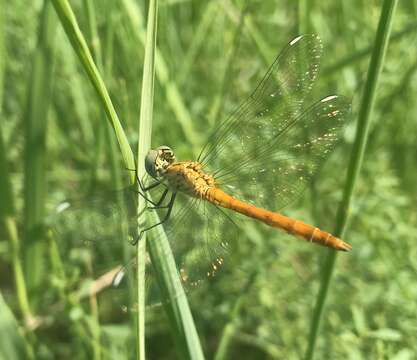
[0,0,416,359]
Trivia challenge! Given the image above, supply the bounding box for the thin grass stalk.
[304,1,399,359]
[147,217,205,360]
[136,0,159,358]
[23,0,56,298]
[0,293,33,359]
[0,20,34,343]
[0,130,33,331]
[100,2,139,345]
[81,1,107,358]
[51,0,136,177]
[137,1,204,358]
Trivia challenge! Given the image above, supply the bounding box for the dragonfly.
[136,34,351,249]
[54,34,351,308]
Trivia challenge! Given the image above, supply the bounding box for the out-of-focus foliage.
[0,0,416,359]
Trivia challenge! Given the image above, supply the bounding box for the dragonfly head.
[145,145,176,178]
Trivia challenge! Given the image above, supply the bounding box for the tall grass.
[136,1,158,358]
[305,1,399,359]
[0,3,32,354]
[23,0,56,302]
[1,1,416,359]
[138,4,204,357]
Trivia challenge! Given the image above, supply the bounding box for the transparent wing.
[214,95,350,210]
[197,34,350,210]
[146,185,240,302]
[51,185,241,307]
[50,188,141,311]
[51,188,138,267]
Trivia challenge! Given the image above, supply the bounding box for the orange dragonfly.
[54,34,351,306]
[137,34,351,250]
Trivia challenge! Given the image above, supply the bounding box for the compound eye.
[145,149,158,177]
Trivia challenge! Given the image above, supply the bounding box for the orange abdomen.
[206,188,351,251]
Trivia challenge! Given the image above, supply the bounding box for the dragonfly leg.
[140,179,165,192]
[136,174,169,206]
[146,188,169,209]
[130,185,167,207]
[125,165,167,192]
[131,192,177,245]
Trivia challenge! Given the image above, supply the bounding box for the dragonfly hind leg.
[146,188,169,210]
[131,192,177,245]
[126,166,168,206]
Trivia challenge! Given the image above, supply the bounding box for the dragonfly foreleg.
[131,192,177,245]
[131,179,169,207]
[126,165,167,192]
[131,188,160,207]
[140,179,165,192]
[147,188,170,210]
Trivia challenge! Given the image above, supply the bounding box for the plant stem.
[137,1,205,357]
[304,1,399,359]
[136,0,159,358]
[23,0,56,299]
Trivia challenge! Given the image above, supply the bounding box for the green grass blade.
[23,0,56,298]
[0,293,33,360]
[147,215,205,360]
[0,126,32,328]
[136,1,204,358]
[304,1,399,359]
[138,0,204,359]
[136,1,159,358]
[51,0,136,176]
[0,1,32,350]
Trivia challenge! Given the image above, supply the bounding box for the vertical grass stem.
[304,1,399,359]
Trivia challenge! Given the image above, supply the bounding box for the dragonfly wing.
[197,35,350,210]
[146,189,240,300]
[51,188,138,267]
[52,184,240,306]
[50,188,143,311]
[217,95,350,210]
[198,34,322,167]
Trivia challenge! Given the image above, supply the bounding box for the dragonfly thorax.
[164,161,216,198]
[145,145,176,178]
